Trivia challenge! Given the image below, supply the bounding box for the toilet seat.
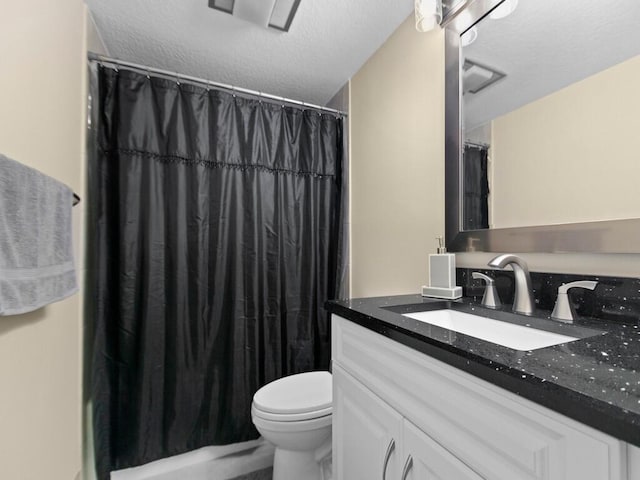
[252,408,332,433]
[252,403,332,422]
[252,371,332,420]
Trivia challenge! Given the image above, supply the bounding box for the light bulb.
[415,0,442,32]
[461,26,478,46]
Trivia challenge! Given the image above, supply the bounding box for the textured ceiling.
[86,0,414,106]
[463,0,640,130]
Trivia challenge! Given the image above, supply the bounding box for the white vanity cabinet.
[334,364,483,479]
[332,314,631,480]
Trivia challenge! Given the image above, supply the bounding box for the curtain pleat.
[463,145,489,230]
[88,66,343,478]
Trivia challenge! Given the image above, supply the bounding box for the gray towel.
[0,154,78,315]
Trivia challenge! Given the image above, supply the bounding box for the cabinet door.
[402,419,485,480]
[629,444,640,479]
[333,315,626,480]
[333,364,404,480]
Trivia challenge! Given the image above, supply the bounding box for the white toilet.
[251,371,332,480]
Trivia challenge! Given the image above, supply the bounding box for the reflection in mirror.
[461,0,640,231]
[442,0,467,17]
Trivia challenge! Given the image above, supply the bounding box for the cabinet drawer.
[332,315,625,480]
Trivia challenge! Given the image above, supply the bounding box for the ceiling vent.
[463,59,506,95]
[209,0,301,32]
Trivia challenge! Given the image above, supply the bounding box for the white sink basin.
[403,310,578,351]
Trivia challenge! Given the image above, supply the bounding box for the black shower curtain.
[463,145,489,230]
[88,66,343,478]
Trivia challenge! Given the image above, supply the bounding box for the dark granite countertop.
[326,294,640,447]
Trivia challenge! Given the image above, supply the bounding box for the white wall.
[86,9,110,56]
[0,1,86,479]
[350,15,445,297]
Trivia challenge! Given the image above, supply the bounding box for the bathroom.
[1,0,639,479]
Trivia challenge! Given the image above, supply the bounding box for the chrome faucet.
[487,254,535,315]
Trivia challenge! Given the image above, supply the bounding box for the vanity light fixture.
[489,0,519,20]
[209,0,301,32]
[415,0,443,32]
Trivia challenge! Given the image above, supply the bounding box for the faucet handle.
[551,281,598,323]
[472,272,494,284]
[472,272,502,309]
[557,280,598,294]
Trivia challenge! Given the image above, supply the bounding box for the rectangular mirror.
[444,0,640,253]
[442,0,468,17]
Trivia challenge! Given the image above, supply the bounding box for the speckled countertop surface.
[326,294,640,447]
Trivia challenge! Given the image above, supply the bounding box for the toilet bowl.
[251,371,332,480]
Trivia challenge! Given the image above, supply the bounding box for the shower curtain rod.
[88,52,348,116]
[464,141,490,149]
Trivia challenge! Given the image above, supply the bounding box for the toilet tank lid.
[253,371,332,415]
